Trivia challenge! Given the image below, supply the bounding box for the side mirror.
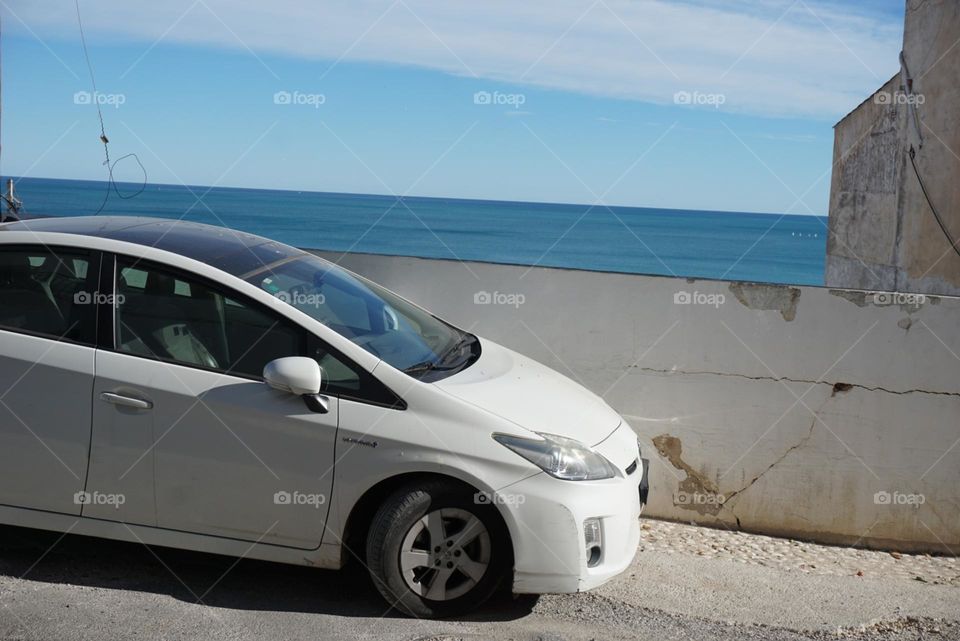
[263,357,322,396]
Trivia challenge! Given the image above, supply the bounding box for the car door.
[84,254,341,549]
[0,245,100,515]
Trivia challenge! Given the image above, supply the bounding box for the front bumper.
[496,425,647,594]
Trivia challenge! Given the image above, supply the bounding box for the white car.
[0,216,648,617]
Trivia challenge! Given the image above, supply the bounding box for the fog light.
[584,517,602,567]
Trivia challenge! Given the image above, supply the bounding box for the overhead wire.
[899,50,958,262]
[75,0,147,215]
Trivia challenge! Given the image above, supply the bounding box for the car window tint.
[115,258,303,378]
[0,247,97,345]
[120,266,148,289]
[306,336,402,407]
[306,339,362,394]
[314,282,372,334]
[113,257,403,408]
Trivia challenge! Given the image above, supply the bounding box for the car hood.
[434,338,622,446]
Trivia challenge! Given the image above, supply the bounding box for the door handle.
[100,392,153,410]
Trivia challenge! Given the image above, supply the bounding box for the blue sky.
[2,0,905,214]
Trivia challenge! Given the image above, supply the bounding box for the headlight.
[493,432,620,481]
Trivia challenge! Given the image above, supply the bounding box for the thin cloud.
[10,0,901,118]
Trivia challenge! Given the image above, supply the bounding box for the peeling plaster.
[729,283,801,321]
[652,425,821,520]
[828,289,939,312]
[710,394,831,523]
[649,379,954,541]
[652,434,724,516]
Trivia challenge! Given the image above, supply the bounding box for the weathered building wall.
[314,250,960,554]
[826,0,960,296]
[825,75,903,291]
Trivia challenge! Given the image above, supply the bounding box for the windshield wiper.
[404,334,479,377]
[437,333,478,366]
[402,360,462,376]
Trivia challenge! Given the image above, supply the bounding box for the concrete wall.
[314,250,960,554]
[825,75,903,291]
[826,0,960,296]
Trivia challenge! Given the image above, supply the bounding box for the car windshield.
[240,253,478,380]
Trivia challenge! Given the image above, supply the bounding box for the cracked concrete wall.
[314,250,960,554]
[826,0,960,296]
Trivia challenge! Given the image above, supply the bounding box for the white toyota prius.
[0,216,648,617]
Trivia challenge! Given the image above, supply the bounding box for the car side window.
[112,257,405,408]
[0,246,98,345]
[305,334,403,408]
[115,258,304,377]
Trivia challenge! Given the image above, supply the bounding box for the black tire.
[365,480,510,618]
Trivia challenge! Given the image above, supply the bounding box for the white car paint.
[434,340,623,445]
[0,333,93,515]
[0,218,646,600]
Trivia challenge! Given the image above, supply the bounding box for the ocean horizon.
[7,176,827,286]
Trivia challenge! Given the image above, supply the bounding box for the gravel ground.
[0,519,957,641]
[639,519,960,585]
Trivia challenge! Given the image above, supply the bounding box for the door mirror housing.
[263,357,323,396]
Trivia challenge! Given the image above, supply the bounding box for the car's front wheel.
[365,480,510,618]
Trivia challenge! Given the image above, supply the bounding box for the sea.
[7,177,827,286]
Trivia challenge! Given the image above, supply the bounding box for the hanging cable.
[75,0,147,215]
[909,146,960,262]
[0,14,19,222]
[899,50,957,262]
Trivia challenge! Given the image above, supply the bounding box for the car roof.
[0,216,305,277]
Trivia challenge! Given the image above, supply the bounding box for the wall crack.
[723,417,818,509]
[632,366,959,398]
[654,394,830,523]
